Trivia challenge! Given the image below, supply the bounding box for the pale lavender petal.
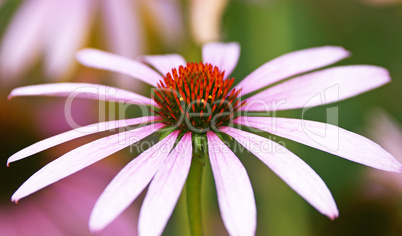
[236,46,350,95]
[0,0,50,80]
[234,117,402,172]
[139,133,192,236]
[44,0,95,80]
[7,116,161,165]
[11,123,165,202]
[222,127,339,219]
[89,131,179,232]
[8,83,155,106]
[243,65,390,111]
[202,42,240,79]
[140,54,186,76]
[75,49,162,87]
[207,132,256,236]
[101,0,143,58]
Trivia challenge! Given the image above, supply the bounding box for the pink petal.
[0,0,51,80]
[207,132,256,236]
[202,42,240,79]
[140,54,186,76]
[243,65,390,111]
[8,83,154,106]
[221,127,339,219]
[11,123,165,202]
[89,131,179,232]
[75,49,162,87]
[7,116,161,165]
[138,133,192,235]
[44,0,95,80]
[234,117,402,172]
[235,46,350,95]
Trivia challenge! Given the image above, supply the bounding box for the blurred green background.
[1,0,401,235]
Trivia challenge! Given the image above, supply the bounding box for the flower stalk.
[186,134,207,236]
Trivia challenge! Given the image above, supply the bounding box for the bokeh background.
[0,0,401,235]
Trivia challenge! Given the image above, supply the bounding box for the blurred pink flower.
[359,0,402,6]
[365,110,402,195]
[0,0,183,84]
[7,42,402,235]
[1,164,138,236]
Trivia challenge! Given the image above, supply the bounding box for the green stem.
[186,156,204,236]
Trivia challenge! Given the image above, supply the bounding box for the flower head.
[153,62,244,132]
[8,42,402,235]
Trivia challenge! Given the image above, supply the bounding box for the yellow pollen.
[201,99,204,103]
[180,97,184,101]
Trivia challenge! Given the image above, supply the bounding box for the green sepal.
[171,131,186,152]
[215,131,230,142]
[157,126,177,141]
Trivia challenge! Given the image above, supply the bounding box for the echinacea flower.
[8,42,402,235]
[0,0,183,83]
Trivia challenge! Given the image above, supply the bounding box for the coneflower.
[8,42,401,235]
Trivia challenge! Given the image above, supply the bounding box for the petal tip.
[75,50,87,61]
[11,194,20,203]
[321,45,351,58]
[75,48,97,63]
[367,65,391,84]
[89,222,102,234]
[333,45,350,55]
[7,90,16,100]
[393,164,402,173]
[7,154,18,166]
[329,214,338,221]
[89,214,107,234]
[381,68,392,83]
[326,208,339,220]
[89,227,102,235]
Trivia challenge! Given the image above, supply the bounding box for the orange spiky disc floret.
[152,62,246,133]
